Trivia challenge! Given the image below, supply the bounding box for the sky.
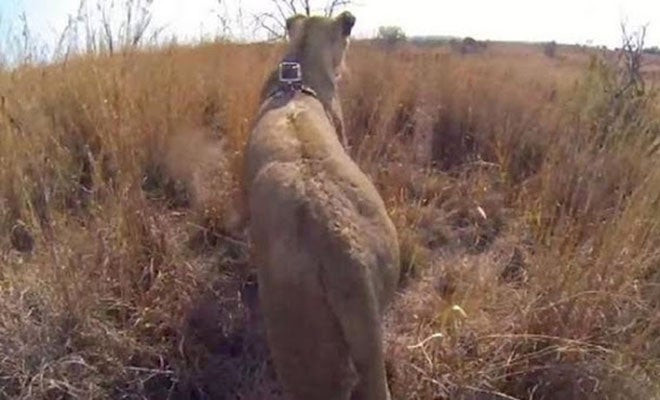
[1,0,659,56]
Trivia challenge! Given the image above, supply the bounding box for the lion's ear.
[286,14,306,40]
[335,11,356,37]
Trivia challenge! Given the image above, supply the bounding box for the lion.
[244,12,400,400]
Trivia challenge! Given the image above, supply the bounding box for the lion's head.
[284,11,356,80]
[258,12,356,147]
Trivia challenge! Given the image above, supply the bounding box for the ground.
[0,40,658,399]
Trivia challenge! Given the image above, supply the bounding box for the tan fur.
[245,12,400,400]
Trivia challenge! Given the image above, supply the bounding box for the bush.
[451,37,486,54]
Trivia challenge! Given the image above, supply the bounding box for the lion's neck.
[296,52,336,105]
[260,49,347,148]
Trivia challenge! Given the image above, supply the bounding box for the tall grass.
[0,38,658,399]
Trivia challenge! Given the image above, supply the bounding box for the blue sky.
[1,0,659,56]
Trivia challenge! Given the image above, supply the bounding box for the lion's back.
[246,95,399,398]
[247,94,399,297]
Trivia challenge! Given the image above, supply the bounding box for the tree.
[377,26,406,46]
[98,0,156,54]
[255,0,353,39]
[543,41,557,58]
[617,23,647,96]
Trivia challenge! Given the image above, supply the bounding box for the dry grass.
[0,39,658,400]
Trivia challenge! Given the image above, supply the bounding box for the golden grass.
[0,40,658,399]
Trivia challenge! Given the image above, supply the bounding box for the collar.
[267,61,318,100]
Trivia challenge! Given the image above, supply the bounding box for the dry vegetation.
[0,38,659,399]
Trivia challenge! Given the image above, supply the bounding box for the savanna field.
[0,38,659,399]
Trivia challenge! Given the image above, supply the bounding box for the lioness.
[245,12,400,400]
